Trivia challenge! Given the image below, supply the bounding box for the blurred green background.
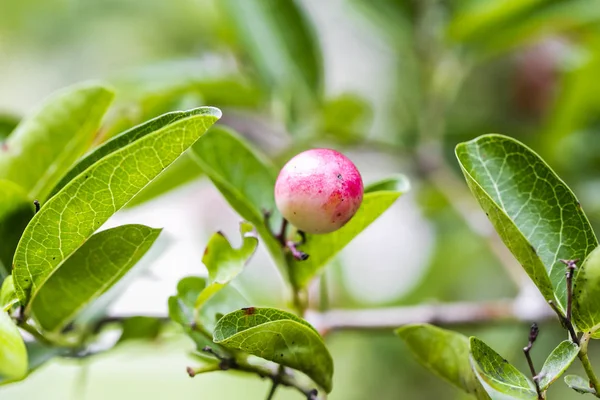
[2,0,600,398]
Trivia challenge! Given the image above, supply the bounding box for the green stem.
[18,321,53,346]
[186,364,221,377]
[578,333,600,397]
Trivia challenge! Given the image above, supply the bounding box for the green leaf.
[125,153,202,208]
[0,180,34,278]
[0,311,27,380]
[13,107,221,306]
[195,222,258,310]
[213,307,333,393]
[221,0,323,97]
[49,108,213,198]
[168,277,214,352]
[564,374,597,395]
[117,316,163,344]
[290,175,410,289]
[30,225,161,333]
[456,134,597,311]
[538,340,579,390]
[0,113,19,139]
[396,324,490,399]
[0,83,114,201]
[320,94,372,143]
[190,126,287,275]
[574,246,600,335]
[0,341,67,386]
[469,337,537,400]
[1,276,17,312]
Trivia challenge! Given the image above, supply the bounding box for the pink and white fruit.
[274,148,364,234]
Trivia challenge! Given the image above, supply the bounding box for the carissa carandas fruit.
[274,148,364,234]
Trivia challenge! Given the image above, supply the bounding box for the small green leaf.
[565,374,597,395]
[117,316,163,344]
[0,83,114,201]
[31,225,161,333]
[0,311,27,380]
[469,337,537,399]
[290,175,410,289]
[168,277,213,352]
[574,246,600,335]
[49,108,211,197]
[190,126,287,275]
[12,107,221,306]
[214,307,333,393]
[538,340,579,390]
[0,180,34,278]
[1,276,17,311]
[195,222,258,310]
[396,324,490,399]
[396,324,489,399]
[456,134,597,311]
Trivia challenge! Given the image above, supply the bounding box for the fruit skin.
[274,148,364,234]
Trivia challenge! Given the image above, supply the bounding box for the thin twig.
[548,300,579,345]
[560,259,579,324]
[306,299,556,335]
[578,332,600,397]
[523,323,542,399]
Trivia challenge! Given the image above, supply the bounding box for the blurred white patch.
[339,151,435,305]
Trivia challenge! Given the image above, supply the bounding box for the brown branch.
[305,299,556,335]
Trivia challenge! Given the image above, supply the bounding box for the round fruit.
[274,148,364,234]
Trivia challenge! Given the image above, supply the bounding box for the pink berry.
[274,149,364,234]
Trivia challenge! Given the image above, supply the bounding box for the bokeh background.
[2,0,600,398]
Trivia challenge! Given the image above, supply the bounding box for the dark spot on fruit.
[337,174,342,180]
[337,213,342,217]
[242,307,256,316]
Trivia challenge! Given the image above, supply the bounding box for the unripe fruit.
[274,148,364,234]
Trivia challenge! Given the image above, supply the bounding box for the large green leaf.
[12,107,221,306]
[573,246,600,335]
[49,108,213,197]
[0,180,34,278]
[456,134,597,311]
[190,126,287,274]
[221,0,322,98]
[0,311,27,380]
[0,83,114,201]
[1,276,17,311]
[469,337,537,400]
[30,225,161,333]
[538,340,579,390]
[213,307,333,392]
[168,277,214,352]
[290,175,410,289]
[195,222,258,310]
[396,324,490,399]
[564,375,597,395]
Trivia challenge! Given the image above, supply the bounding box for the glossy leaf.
[469,337,537,400]
[168,277,214,352]
[456,134,597,311]
[538,340,579,390]
[290,175,410,288]
[214,307,333,392]
[190,126,287,274]
[221,0,322,97]
[396,324,490,399]
[117,316,163,344]
[125,153,202,208]
[1,276,17,311]
[565,374,597,395]
[0,180,34,278]
[195,222,258,310]
[12,107,221,305]
[573,246,600,335]
[31,225,161,333]
[49,108,213,198]
[0,311,27,380]
[0,83,114,201]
